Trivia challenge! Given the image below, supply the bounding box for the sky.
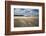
[14,8,39,16]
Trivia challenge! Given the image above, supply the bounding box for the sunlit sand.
[14,16,39,27]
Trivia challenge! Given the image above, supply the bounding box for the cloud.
[14,8,39,16]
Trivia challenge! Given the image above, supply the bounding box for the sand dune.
[14,16,39,27]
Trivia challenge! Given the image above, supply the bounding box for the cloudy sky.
[14,8,39,16]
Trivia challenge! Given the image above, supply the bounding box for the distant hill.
[14,15,24,16]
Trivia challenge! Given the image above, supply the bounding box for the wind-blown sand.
[14,16,39,27]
